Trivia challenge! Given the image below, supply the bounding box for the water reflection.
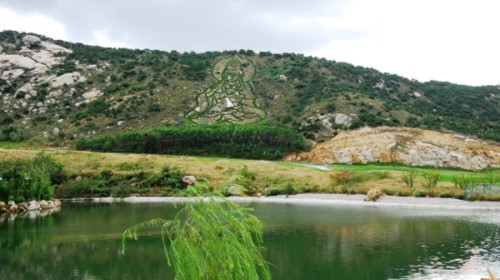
[252,203,500,280]
[0,202,498,280]
[0,207,61,223]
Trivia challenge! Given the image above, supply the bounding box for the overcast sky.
[1,0,499,86]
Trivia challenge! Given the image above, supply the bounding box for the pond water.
[1,201,499,279]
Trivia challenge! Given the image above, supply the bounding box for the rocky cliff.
[286,127,500,170]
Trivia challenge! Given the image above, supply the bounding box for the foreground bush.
[55,165,188,198]
[0,155,64,202]
[76,124,309,160]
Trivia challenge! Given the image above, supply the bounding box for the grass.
[0,140,46,149]
[1,148,499,201]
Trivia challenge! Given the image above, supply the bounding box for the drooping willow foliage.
[76,124,308,160]
[121,193,271,279]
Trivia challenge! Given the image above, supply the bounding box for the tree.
[122,192,271,280]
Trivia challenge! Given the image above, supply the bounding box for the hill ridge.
[0,30,499,144]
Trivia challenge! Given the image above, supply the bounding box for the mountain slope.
[0,30,499,144]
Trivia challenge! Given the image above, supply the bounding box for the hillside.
[0,30,499,145]
[286,126,500,170]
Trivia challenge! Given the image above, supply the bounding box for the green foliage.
[122,196,271,279]
[76,124,309,160]
[421,171,441,189]
[0,125,30,142]
[147,103,162,112]
[86,99,109,115]
[401,171,417,189]
[1,30,498,143]
[239,165,257,181]
[0,155,64,202]
[57,177,109,198]
[451,175,473,190]
[180,52,209,81]
[55,165,187,198]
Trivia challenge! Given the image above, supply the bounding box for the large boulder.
[27,200,41,211]
[82,89,103,100]
[8,203,18,212]
[53,199,62,207]
[366,189,384,202]
[298,127,500,170]
[0,201,7,212]
[49,72,86,88]
[227,184,247,196]
[182,176,197,185]
[39,200,50,209]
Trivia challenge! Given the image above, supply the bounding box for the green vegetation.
[75,124,308,160]
[122,192,271,279]
[0,149,498,201]
[56,165,187,198]
[401,171,417,189]
[421,171,441,190]
[0,31,498,144]
[0,155,64,202]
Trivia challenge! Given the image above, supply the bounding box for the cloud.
[0,7,67,40]
[0,0,499,85]
[0,0,354,53]
[91,30,127,48]
[311,0,500,85]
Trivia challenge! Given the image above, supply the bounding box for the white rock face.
[23,35,41,43]
[31,50,65,67]
[301,127,500,170]
[304,113,358,132]
[48,90,62,98]
[0,54,48,75]
[40,41,72,53]
[50,72,86,88]
[279,74,287,81]
[82,89,103,100]
[1,69,25,80]
[0,36,72,85]
[16,82,33,93]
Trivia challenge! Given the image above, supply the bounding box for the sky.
[0,0,499,86]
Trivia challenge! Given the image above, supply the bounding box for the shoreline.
[63,194,500,211]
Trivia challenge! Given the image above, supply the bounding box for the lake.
[1,200,499,279]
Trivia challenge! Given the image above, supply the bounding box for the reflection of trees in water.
[0,238,172,279]
[2,204,499,279]
[261,209,500,280]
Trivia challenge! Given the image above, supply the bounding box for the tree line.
[75,124,309,160]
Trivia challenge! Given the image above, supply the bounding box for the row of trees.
[76,124,309,160]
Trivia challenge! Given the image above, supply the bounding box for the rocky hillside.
[0,30,499,144]
[286,127,500,170]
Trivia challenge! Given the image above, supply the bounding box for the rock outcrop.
[0,199,61,213]
[302,113,358,132]
[289,126,500,170]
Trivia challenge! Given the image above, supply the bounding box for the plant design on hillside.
[185,57,266,124]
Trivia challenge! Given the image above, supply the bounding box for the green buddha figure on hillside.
[186,57,266,123]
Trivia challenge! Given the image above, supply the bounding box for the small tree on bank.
[122,193,271,280]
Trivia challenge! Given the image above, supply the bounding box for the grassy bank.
[1,147,499,201]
